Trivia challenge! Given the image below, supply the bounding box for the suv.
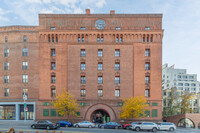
[131,122,158,132]
[157,122,176,131]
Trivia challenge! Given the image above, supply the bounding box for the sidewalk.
[0,120,34,126]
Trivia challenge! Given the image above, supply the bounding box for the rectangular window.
[98,49,103,57]
[152,103,158,106]
[146,37,149,42]
[51,75,56,83]
[78,37,80,43]
[4,88,9,97]
[43,109,49,116]
[116,37,119,43]
[52,36,54,42]
[115,49,120,57]
[81,89,86,97]
[150,37,153,42]
[4,62,9,70]
[98,62,103,70]
[115,62,120,70]
[97,37,100,43]
[98,89,103,97]
[120,37,123,43]
[23,36,27,42]
[22,62,28,70]
[51,88,56,97]
[143,37,145,42]
[115,76,120,84]
[152,109,158,117]
[145,110,150,117]
[22,48,28,56]
[145,49,150,57]
[51,49,56,56]
[4,75,9,83]
[22,75,28,83]
[81,76,86,84]
[145,76,150,84]
[50,27,56,30]
[5,37,8,43]
[48,36,51,42]
[116,27,121,30]
[22,89,28,96]
[98,76,103,84]
[101,37,104,43]
[51,109,56,116]
[81,49,85,57]
[145,89,150,97]
[4,48,9,57]
[51,62,56,70]
[115,89,120,97]
[80,27,86,30]
[82,37,84,43]
[145,62,150,70]
[56,36,58,42]
[81,62,86,70]
[145,27,150,30]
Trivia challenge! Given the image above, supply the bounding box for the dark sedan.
[31,120,60,130]
[99,122,121,129]
[57,121,73,127]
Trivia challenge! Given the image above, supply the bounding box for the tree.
[119,96,149,119]
[52,90,79,121]
[178,91,194,114]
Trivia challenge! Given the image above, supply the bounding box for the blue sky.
[0,0,200,80]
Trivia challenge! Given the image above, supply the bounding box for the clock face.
[95,19,106,29]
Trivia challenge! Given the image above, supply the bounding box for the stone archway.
[178,118,195,128]
[84,103,117,122]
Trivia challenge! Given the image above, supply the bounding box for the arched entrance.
[178,118,195,128]
[91,109,110,123]
[84,103,117,122]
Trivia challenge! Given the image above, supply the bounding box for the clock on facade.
[95,19,106,29]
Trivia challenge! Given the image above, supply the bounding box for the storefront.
[0,102,35,120]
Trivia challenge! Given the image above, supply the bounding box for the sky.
[0,0,200,80]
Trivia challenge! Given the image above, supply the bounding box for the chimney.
[110,10,115,14]
[86,9,90,14]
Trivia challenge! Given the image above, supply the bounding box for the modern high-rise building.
[0,9,163,122]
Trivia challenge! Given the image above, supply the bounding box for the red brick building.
[0,9,163,122]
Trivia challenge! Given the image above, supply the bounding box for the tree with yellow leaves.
[52,90,79,121]
[119,96,149,119]
[178,91,194,114]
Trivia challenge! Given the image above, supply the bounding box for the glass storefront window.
[20,105,34,120]
[0,105,16,120]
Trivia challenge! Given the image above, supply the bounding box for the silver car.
[131,122,158,132]
[73,121,95,128]
[157,122,176,132]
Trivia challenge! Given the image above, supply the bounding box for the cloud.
[25,0,42,4]
[95,0,106,8]
[73,7,84,14]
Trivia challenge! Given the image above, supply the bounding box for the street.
[0,121,200,133]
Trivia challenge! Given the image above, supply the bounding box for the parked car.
[73,121,95,128]
[123,122,138,130]
[99,122,121,129]
[31,120,60,130]
[157,122,176,132]
[131,122,158,132]
[57,121,73,127]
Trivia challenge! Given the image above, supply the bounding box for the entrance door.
[20,105,34,120]
[91,109,110,123]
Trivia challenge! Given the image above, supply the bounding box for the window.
[22,75,28,83]
[81,49,85,57]
[150,36,153,42]
[51,109,56,116]
[48,36,51,42]
[143,36,145,42]
[120,37,123,43]
[191,83,196,86]
[4,48,9,57]
[98,49,103,57]
[98,89,103,97]
[51,75,56,83]
[178,83,183,86]
[52,36,55,42]
[50,27,56,30]
[43,109,49,116]
[152,109,158,117]
[22,89,28,96]
[51,49,56,56]
[145,89,150,97]
[4,62,9,70]
[145,76,150,84]
[82,37,84,43]
[115,62,120,70]
[189,76,194,79]
[145,27,150,30]
[22,48,28,56]
[56,36,58,42]
[51,88,56,97]
[98,76,103,84]
[116,27,120,30]
[115,89,120,97]
[152,103,158,106]
[81,62,86,70]
[101,37,104,43]
[145,62,150,70]
[116,37,119,43]
[23,36,27,42]
[51,62,56,70]
[5,37,8,43]
[4,75,9,83]
[146,36,149,42]
[81,76,86,84]
[185,83,189,86]
[183,76,187,79]
[98,62,103,70]
[81,89,86,97]
[115,49,120,57]
[4,88,9,97]
[80,27,86,30]
[145,49,150,57]
[78,37,80,43]
[178,75,181,78]
[22,62,28,70]
[115,76,120,84]
[97,37,100,43]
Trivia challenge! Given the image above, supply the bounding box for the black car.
[31,120,60,130]
[99,122,121,129]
